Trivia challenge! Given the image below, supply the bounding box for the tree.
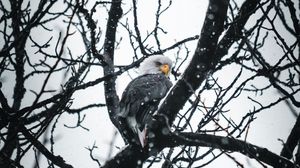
[0,0,299,167]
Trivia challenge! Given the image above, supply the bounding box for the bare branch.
[167,132,298,168]
[19,124,73,168]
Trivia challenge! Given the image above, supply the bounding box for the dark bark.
[167,132,298,168]
[158,0,260,125]
[102,145,146,168]
[296,140,300,166]
[280,114,300,159]
[19,125,73,168]
[1,1,28,164]
[101,0,128,143]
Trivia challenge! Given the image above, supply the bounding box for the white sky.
[0,0,298,168]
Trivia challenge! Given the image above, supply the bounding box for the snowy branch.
[167,132,298,168]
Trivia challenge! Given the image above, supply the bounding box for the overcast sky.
[1,0,297,167]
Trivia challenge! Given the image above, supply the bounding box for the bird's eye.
[155,61,162,66]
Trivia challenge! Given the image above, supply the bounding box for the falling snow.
[221,137,229,145]
[162,127,169,135]
[207,14,214,20]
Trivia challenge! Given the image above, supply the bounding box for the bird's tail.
[135,126,147,147]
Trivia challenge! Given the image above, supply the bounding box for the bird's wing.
[119,74,172,127]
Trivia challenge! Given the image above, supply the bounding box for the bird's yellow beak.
[160,64,170,76]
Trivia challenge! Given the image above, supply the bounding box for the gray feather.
[119,73,172,131]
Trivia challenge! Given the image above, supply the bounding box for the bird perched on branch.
[119,55,173,147]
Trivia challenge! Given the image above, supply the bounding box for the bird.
[118,55,173,147]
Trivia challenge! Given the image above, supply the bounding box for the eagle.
[119,55,173,147]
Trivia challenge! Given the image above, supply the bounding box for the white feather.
[136,127,147,147]
[127,116,147,147]
[139,55,172,75]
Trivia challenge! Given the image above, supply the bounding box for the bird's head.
[139,55,172,76]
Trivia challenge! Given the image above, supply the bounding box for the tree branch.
[167,132,298,168]
[102,0,230,166]
[19,124,73,168]
[102,0,125,140]
[280,114,300,159]
[102,0,264,167]
[157,0,230,125]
